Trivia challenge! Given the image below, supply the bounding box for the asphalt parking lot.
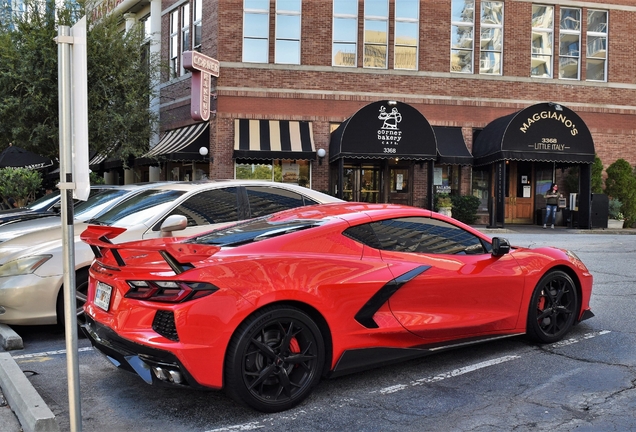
[1,224,635,432]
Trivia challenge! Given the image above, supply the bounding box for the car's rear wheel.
[225,305,325,412]
[56,269,89,326]
[527,270,578,343]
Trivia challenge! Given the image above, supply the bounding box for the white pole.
[57,25,82,432]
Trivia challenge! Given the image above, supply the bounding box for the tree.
[605,159,636,227]
[0,167,42,207]
[0,0,159,164]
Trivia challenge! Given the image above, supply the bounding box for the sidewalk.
[0,223,634,431]
[0,324,59,432]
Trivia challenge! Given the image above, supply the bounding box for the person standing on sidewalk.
[543,183,561,229]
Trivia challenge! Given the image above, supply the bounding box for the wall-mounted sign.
[183,51,220,122]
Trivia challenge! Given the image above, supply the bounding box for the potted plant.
[607,198,624,229]
[436,193,453,217]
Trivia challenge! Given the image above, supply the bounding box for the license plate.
[94,282,113,311]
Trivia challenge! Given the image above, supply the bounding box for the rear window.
[93,190,185,227]
[188,218,322,247]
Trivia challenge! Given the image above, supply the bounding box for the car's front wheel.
[526,270,578,343]
[56,269,89,326]
[224,305,325,412]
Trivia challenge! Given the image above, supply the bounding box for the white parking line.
[376,355,521,395]
[549,330,611,348]
[375,330,612,396]
[12,346,93,360]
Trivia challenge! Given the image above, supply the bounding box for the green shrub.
[608,198,623,220]
[450,194,480,225]
[435,193,452,209]
[0,167,43,207]
[605,159,636,226]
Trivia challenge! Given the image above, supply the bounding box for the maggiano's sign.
[472,102,595,165]
[519,110,579,136]
[499,103,595,162]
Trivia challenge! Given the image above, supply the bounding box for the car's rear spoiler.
[80,225,221,274]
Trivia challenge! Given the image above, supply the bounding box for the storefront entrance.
[341,162,412,205]
[342,164,381,203]
[472,102,596,229]
[505,161,534,224]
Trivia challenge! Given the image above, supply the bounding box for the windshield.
[188,218,321,247]
[74,189,132,221]
[27,190,60,211]
[93,189,185,227]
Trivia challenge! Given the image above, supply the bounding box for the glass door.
[343,164,381,202]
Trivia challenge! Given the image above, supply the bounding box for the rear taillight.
[125,280,218,303]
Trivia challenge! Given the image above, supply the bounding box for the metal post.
[57,25,82,432]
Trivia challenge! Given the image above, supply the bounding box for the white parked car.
[0,180,341,326]
[0,184,135,243]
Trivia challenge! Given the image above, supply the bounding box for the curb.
[0,324,23,351]
[0,324,59,432]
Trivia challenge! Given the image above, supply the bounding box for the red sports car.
[81,203,593,412]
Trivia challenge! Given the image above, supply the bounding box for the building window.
[180,3,190,75]
[472,168,489,213]
[332,0,358,67]
[235,160,311,187]
[169,10,179,78]
[363,0,388,69]
[531,4,553,78]
[193,0,202,50]
[558,7,580,80]
[243,0,269,63]
[450,0,474,73]
[587,9,607,82]
[394,0,418,70]
[479,1,503,75]
[275,0,301,64]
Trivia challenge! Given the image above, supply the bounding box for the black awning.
[433,126,473,165]
[140,122,209,163]
[0,145,54,169]
[329,100,437,162]
[233,119,316,160]
[473,102,595,166]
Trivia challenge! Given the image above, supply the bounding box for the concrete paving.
[0,223,633,432]
[0,324,59,432]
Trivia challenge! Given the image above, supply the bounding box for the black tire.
[56,269,89,326]
[526,270,578,343]
[224,305,325,412]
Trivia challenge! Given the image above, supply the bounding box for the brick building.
[148,0,636,227]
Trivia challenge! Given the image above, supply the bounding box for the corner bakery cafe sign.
[183,51,220,122]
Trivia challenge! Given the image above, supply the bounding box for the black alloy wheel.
[225,306,325,412]
[527,270,578,343]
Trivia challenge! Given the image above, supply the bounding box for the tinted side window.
[157,187,239,229]
[245,186,309,218]
[343,224,382,249]
[369,217,486,255]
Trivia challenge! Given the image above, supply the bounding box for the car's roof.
[268,202,430,223]
[130,180,342,203]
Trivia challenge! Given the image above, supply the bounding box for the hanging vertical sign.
[183,51,219,122]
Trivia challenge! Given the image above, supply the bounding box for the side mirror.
[491,237,511,257]
[160,215,188,237]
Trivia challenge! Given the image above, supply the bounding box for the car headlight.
[0,255,53,277]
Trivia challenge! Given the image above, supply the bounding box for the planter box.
[608,219,624,229]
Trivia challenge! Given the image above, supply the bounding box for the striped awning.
[233,119,316,160]
[142,122,209,159]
